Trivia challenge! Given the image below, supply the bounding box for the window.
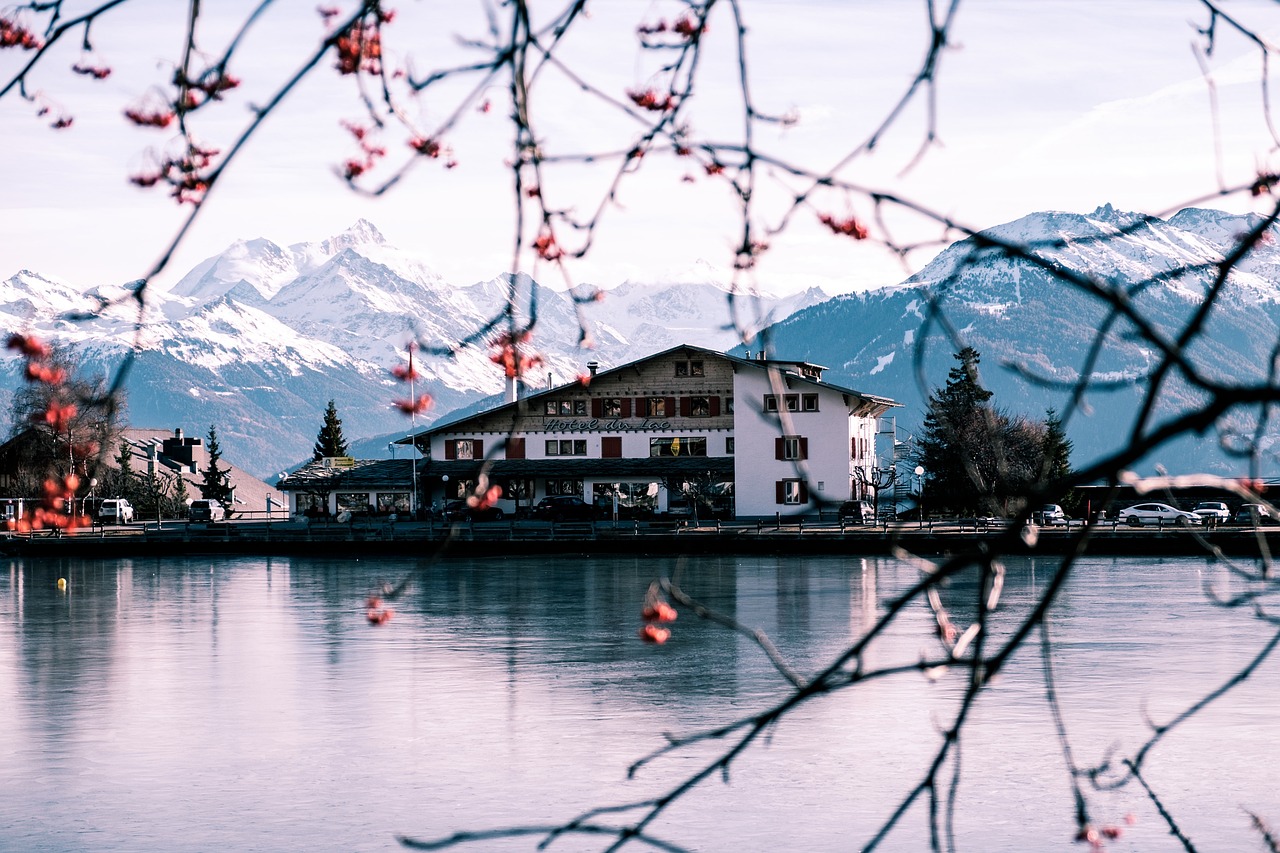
[545,440,587,456]
[802,394,819,412]
[603,398,622,417]
[546,479,583,497]
[674,361,689,377]
[779,480,804,505]
[650,437,708,457]
[726,397,734,414]
[500,478,535,500]
[726,437,735,455]
[775,436,808,461]
[647,397,668,417]
[690,360,704,376]
[543,400,586,416]
[376,493,411,514]
[764,395,779,413]
[451,479,476,499]
[689,396,711,417]
[337,493,372,514]
[445,439,481,460]
[785,394,800,412]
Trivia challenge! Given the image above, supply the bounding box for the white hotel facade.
[407,344,898,519]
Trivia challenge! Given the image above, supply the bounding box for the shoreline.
[2,518,1273,559]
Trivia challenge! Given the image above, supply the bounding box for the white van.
[99,499,134,524]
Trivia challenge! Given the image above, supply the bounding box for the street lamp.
[914,466,925,528]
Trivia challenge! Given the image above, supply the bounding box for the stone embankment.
[1,517,1273,559]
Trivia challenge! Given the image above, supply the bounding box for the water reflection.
[0,554,1276,851]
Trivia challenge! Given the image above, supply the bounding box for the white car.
[1037,504,1069,526]
[1192,501,1230,522]
[1118,502,1200,527]
[99,498,134,524]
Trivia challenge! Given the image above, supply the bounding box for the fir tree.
[201,425,234,505]
[313,400,349,461]
[171,473,190,518]
[1041,408,1073,483]
[112,439,136,502]
[917,347,998,515]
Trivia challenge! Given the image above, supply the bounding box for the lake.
[1,554,1276,851]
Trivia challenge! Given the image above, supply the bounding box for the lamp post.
[914,466,925,528]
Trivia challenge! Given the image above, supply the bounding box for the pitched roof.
[398,343,899,442]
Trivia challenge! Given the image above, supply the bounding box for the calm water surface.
[1,554,1277,852]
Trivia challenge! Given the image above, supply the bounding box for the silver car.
[1192,501,1230,522]
[1118,502,1200,527]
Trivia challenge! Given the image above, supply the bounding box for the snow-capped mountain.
[751,204,1280,475]
[1,221,821,477]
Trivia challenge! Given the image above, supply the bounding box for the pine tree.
[917,347,998,515]
[113,439,136,502]
[313,400,349,461]
[201,425,233,505]
[171,473,190,518]
[1041,408,1073,483]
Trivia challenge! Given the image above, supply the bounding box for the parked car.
[1234,503,1279,526]
[189,499,226,522]
[1035,504,1069,526]
[533,495,597,522]
[441,499,506,522]
[98,498,134,524]
[1117,502,1200,527]
[838,500,875,524]
[1192,501,1230,522]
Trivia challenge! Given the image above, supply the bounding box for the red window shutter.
[775,437,784,460]
[799,437,808,460]
[680,397,691,417]
[473,439,483,458]
[506,438,525,459]
[445,441,457,460]
[709,396,720,417]
[665,397,676,416]
[852,437,857,458]
[591,399,603,418]
[602,437,622,458]
[636,397,647,416]
[621,398,632,418]
[798,481,809,503]
[776,481,786,504]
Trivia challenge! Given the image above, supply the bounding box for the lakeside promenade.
[2,516,1274,559]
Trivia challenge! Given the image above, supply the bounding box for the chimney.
[587,361,599,377]
[175,427,183,442]
[505,375,518,404]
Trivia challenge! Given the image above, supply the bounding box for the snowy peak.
[315,219,387,257]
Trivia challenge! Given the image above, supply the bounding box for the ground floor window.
[776,480,807,505]
[499,478,535,500]
[592,482,659,517]
[376,492,411,514]
[295,492,327,516]
[450,479,476,499]
[336,492,373,515]
[546,479,583,497]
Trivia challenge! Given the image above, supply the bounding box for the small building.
[397,344,899,520]
[276,457,419,519]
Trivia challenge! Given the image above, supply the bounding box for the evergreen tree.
[313,399,350,461]
[112,439,136,502]
[200,425,234,505]
[1041,408,1073,483]
[917,347,998,515]
[171,474,190,518]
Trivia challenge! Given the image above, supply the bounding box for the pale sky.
[3,0,1280,297]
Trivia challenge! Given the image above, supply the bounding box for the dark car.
[1234,503,1278,526]
[533,495,597,522]
[838,500,875,523]
[442,499,506,522]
